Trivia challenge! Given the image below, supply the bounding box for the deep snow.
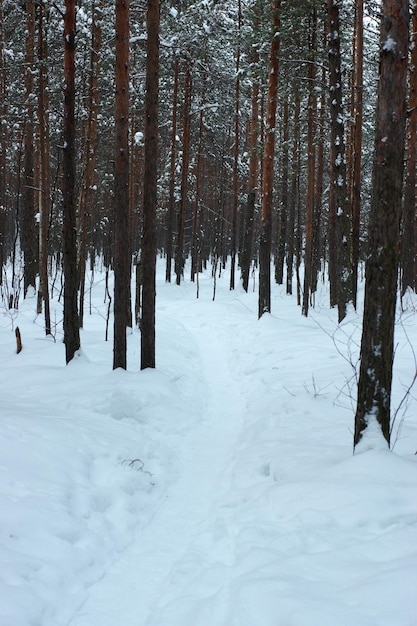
[0,261,416,626]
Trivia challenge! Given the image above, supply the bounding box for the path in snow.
[70,297,248,626]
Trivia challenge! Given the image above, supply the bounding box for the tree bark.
[230,0,241,291]
[22,0,37,297]
[258,0,280,318]
[302,10,317,318]
[240,38,259,293]
[354,0,409,448]
[401,3,417,296]
[328,0,352,323]
[175,61,191,286]
[141,0,159,369]
[63,0,81,363]
[351,0,363,308]
[113,0,130,370]
[37,0,51,335]
[165,57,179,283]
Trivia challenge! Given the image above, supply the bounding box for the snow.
[383,37,396,53]
[1,260,416,626]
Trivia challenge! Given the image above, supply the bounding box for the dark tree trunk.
[141,0,159,370]
[37,0,51,334]
[286,93,300,296]
[113,0,130,370]
[165,57,179,283]
[275,96,289,286]
[328,0,352,323]
[175,61,191,286]
[0,0,6,281]
[302,11,317,318]
[354,0,409,449]
[351,0,363,308]
[63,0,81,363]
[401,5,417,296]
[79,0,102,328]
[22,0,37,297]
[230,0,241,291]
[240,47,259,293]
[258,0,280,318]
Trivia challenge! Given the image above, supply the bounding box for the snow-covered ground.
[1,260,416,626]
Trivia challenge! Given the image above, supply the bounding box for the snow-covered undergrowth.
[1,261,416,626]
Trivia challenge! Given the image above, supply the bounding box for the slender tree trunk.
[258,0,280,318]
[79,0,102,328]
[354,0,409,449]
[230,0,241,290]
[22,0,37,297]
[275,96,289,285]
[63,0,81,363]
[191,103,204,281]
[302,12,317,318]
[141,0,159,369]
[0,0,6,282]
[286,93,300,296]
[165,57,179,283]
[240,47,259,292]
[328,0,352,323]
[113,0,130,370]
[351,0,363,307]
[37,0,51,334]
[175,61,191,286]
[401,2,417,296]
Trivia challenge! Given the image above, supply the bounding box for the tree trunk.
[141,0,159,370]
[113,0,130,370]
[275,96,289,285]
[286,92,300,296]
[22,0,37,297]
[351,0,363,308]
[302,11,317,318]
[165,57,179,283]
[37,0,51,335]
[240,44,259,293]
[258,0,280,318]
[63,0,81,363]
[175,61,191,286]
[354,0,409,449]
[401,3,417,296]
[79,0,102,328]
[230,0,241,291]
[0,0,6,282]
[328,0,352,323]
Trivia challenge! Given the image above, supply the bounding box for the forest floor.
[1,260,416,626]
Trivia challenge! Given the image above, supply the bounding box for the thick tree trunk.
[354,0,409,449]
[258,0,280,318]
[401,4,417,296]
[141,0,159,370]
[113,0,130,370]
[63,0,81,363]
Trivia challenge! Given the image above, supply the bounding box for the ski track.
[69,301,247,626]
